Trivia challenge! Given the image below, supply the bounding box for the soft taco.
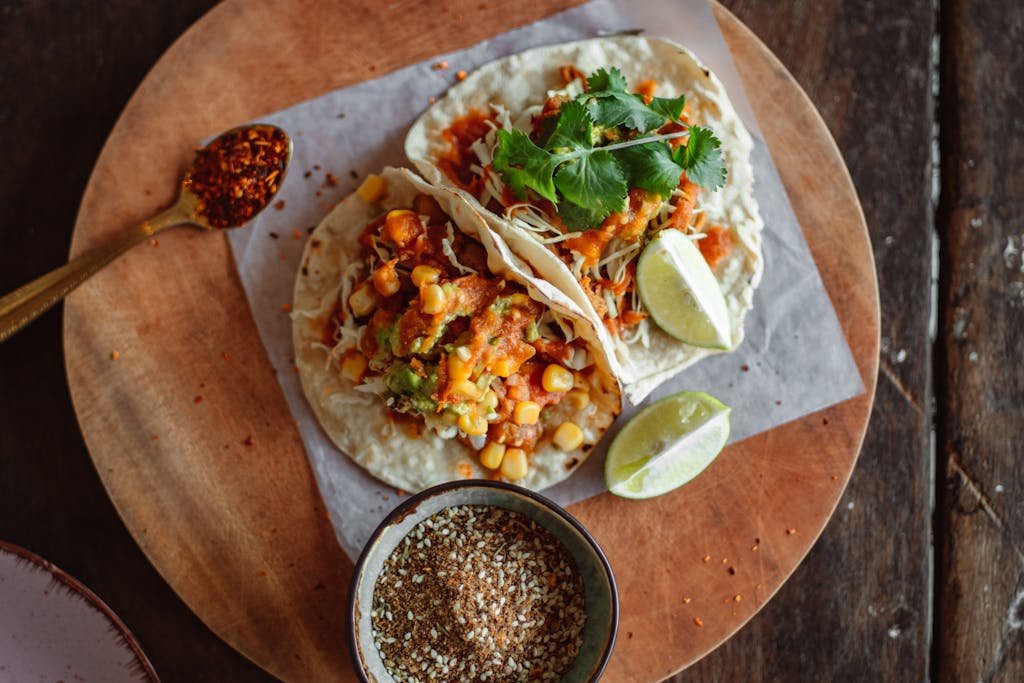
[292,167,621,493]
[406,36,764,403]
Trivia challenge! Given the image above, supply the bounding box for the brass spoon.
[0,124,292,343]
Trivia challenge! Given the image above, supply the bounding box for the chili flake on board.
[185,126,289,228]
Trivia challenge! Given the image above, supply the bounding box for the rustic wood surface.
[53,0,875,679]
[0,1,1010,682]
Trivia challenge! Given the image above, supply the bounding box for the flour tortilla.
[405,36,764,404]
[292,167,621,493]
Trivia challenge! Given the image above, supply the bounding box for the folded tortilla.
[406,36,764,403]
[293,167,621,493]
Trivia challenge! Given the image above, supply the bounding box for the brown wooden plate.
[64,1,878,680]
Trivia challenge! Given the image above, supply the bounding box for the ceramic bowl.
[347,480,618,682]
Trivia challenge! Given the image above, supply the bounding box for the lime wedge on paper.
[637,230,732,349]
[605,391,731,499]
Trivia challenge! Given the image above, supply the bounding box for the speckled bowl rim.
[346,480,619,682]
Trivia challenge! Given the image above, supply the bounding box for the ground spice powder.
[371,505,586,682]
[185,126,289,228]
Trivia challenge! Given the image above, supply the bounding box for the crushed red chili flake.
[222,351,231,361]
[325,173,338,187]
[292,229,303,239]
[274,200,286,210]
[194,395,203,403]
[243,435,255,447]
[694,617,704,627]
[185,126,289,228]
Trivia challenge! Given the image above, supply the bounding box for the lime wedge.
[605,391,731,499]
[636,230,732,349]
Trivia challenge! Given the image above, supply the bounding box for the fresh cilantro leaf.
[586,67,628,93]
[557,200,611,232]
[647,94,686,122]
[545,100,594,151]
[586,92,666,133]
[674,125,727,190]
[613,143,684,198]
[492,129,561,202]
[553,149,627,227]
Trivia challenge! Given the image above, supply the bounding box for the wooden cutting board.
[63,1,879,680]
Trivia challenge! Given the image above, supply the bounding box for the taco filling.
[433,66,733,349]
[321,192,607,480]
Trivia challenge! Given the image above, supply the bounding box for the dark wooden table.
[1,1,1020,681]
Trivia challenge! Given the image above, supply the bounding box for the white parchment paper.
[226,0,864,560]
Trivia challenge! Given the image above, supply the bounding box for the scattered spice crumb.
[278,251,287,261]
[693,617,704,627]
[721,558,728,564]
[303,171,312,179]
[243,435,255,447]
[727,567,736,575]
[325,173,338,187]
[349,169,358,179]
[150,434,159,441]
[258,568,267,576]
[292,229,303,240]
[315,190,322,197]
[683,596,692,604]
[456,69,467,81]
[194,395,203,404]
[269,231,279,239]
[314,164,321,171]
[274,200,285,210]
[291,365,299,374]
[787,528,797,535]
[432,60,449,70]
[775,399,782,406]
[702,555,711,563]
[281,303,292,313]
[428,96,437,104]
[831,475,839,480]
[396,489,406,497]
[822,417,830,425]
[307,225,315,234]
[734,594,742,602]
[110,350,120,361]
[148,238,159,247]
[627,632,633,639]
[740,363,749,372]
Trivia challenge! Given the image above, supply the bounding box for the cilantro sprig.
[491,67,726,231]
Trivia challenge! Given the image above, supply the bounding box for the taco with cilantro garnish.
[292,167,621,493]
[406,36,764,403]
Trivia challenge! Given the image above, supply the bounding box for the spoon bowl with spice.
[349,480,618,683]
[0,124,292,343]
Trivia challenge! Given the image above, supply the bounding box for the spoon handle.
[0,208,185,343]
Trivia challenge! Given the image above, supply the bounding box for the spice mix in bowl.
[349,481,618,683]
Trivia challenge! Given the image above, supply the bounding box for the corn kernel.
[513,400,541,425]
[411,265,441,287]
[450,379,479,400]
[348,283,376,317]
[552,421,584,451]
[501,448,528,480]
[479,442,506,469]
[566,389,591,409]
[459,411,488,436]
[481,390,498,411]
[340,352,367,383]
[448,354,472,381]
[541,364,574,393]
[372,259,400,297]
[491,357,516,378]
[420,284,446,314]
[356,173,386,202]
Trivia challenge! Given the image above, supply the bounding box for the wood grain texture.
[670,2,938,681]
[936,0,1024,680]
[61,2,877,680]
[0,0,878,680]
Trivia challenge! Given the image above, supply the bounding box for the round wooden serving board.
[64,1,879,680]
